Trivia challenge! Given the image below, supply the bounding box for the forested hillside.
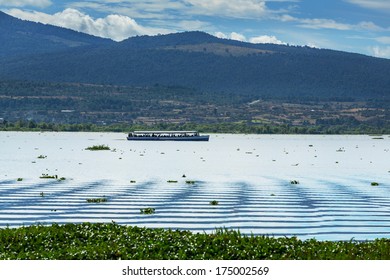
[0,11,113,58]
[0,12,389,132]
[0,11,389,100]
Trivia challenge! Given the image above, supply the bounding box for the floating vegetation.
[39,174,57,179]
[371,182,379,186]
[86,197,108,203]
[140,208,155,214]
[182,174,186,178]
[58,177,66,181]
[130,180,136,183]
[210,200,219,206]
[336,148,345,152]
[37,155,47,159]
[270,194,275,196]
[185,180,196,184]
[167,180,178,183]
[85,145,110,151]
[40,192,44,197]
[17,178,23,181]
[3,223,390,260]
[290,180,300,185]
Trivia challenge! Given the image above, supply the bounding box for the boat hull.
[127,135,209,141]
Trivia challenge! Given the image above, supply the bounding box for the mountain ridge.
[0,12,389,101]
[0,11,113,58]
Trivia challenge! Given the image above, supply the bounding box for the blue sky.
[1,0,390,58]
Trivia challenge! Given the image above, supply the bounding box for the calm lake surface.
[1,132,389,240]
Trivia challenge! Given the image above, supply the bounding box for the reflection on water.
[0,132,389,240]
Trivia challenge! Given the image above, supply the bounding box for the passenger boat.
[127,131,209,141]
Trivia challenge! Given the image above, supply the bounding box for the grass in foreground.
[1,223,390,260]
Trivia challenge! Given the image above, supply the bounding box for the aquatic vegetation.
[58,177,66,181]
[40,174,57,179]
[37,155,47,159]
[186,180,196,184]
[130,180,136,183]
[86,197,108,203]
[210,200,219,205]
[40,192,44,197]
[290,180,300,185]
[2,223,390,260]
[140,208,155,214]
[167,180,178,183]
[85,145,110,151]
[371,182,379,186]
[17,178,23,181]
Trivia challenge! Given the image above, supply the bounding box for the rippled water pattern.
[1,132,389,240]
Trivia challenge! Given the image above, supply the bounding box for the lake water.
[0,132,389,240]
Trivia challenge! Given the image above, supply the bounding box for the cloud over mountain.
[6,8,168,41]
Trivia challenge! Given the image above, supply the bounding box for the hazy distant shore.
[1,120,389,135]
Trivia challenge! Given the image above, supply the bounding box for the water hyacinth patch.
[1,223,390,260]
[140,208,155,214]
[86,197,108,203]
[85,145,110,151]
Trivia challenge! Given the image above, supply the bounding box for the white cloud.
[5,8,169,41]
[215,31,286,45]
[279,14,386,32]
[345,0,390,11]
[250,35,286,44]
[184,0,268,18]
[230,32,247,41]
[297,18,352,30]
[375,36,390,44]
[0,0,51,8]
[369,46,390,59]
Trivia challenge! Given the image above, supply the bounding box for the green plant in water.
[185,180,196,184]
[37,155,47,159]
[85,145,110,151]
[17,178,23,181]
[140,207,155,214]
[290,180,300,185]
[210,200,219,206]
[86,197,108,203]
[40,174,57,179]
[371,182,379,186]
[167,180,178,183]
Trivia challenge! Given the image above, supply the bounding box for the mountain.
[0,11,389,101]
[0,11,113,58]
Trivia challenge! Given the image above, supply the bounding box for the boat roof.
[132,131,198,134]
